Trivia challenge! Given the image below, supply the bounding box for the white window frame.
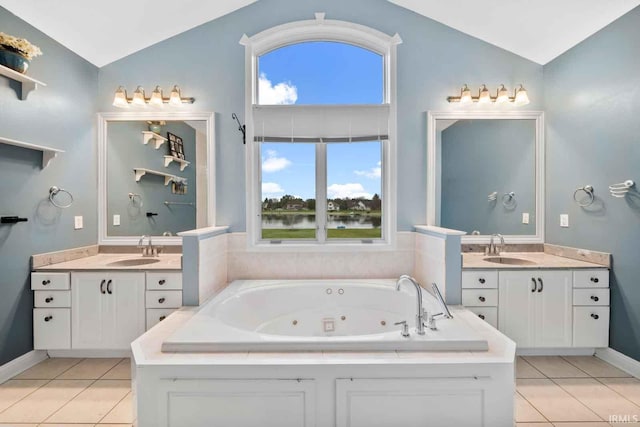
[240,13,401,251]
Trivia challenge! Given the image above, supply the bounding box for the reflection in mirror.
[436,119,536,236]
[106,120,207,237]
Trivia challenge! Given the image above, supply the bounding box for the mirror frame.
[97,111,216,245]
[427,110,545,244]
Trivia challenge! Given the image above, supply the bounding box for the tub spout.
[396,275,426,335]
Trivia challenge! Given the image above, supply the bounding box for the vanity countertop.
[463,252,606,270]
[34,253,182,271]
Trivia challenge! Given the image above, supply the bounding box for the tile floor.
[0,355,638,426]
[0,357,133,427]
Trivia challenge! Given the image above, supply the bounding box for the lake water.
[262,214,381,229]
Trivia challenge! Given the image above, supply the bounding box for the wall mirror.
[427,111,544,243]
[98,112,215,245]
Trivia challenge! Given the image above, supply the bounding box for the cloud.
[262,182,285,196]
[262,149,292,173]
[259,73,298,105]
[327,183,373,199]
[354,161,382,179]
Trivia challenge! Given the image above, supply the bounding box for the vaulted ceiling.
[1,0,639,67]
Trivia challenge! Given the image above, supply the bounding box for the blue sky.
[259,42,383,200]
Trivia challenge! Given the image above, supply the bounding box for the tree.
[305,198,316,210]
[371,193,381,210]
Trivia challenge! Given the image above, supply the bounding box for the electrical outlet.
[113,214,121,226]
[522,213,530,224]
[74,216,83,230]
[560,214,569,228]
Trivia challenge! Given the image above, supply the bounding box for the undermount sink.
[107,258,161,267]
[483,256,538,266]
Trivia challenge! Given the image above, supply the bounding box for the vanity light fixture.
[111,85,195,107]
[447,84,531,106]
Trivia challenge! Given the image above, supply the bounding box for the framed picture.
[167,132,185,160]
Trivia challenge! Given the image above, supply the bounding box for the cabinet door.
[108,273,146,349]
[498,271,536,347]
[535,271,572,348]
[72,273,110,349]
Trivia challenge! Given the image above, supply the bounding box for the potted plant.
[0,32,42,74]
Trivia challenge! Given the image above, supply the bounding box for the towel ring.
[49,186,74,209]
[502,192,516,208]
[573,185,595,207]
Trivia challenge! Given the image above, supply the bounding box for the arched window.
[241,13,401,247]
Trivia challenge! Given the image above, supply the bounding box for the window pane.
[261,143,316,240]
[258,41,383,105]
[327,141,382,240]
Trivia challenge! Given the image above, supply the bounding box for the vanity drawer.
[33,308,71,349]
[573,306,609,348]
[34,290,71,308]
[466,307,498,328]
[462,271,498,289]
[146,272,182,290]
[573,269,609,288]
[146,308,177,330]
[31,272,70,290]
[573,288,610,306]
[462,289,498,307]
[146,291,182,308]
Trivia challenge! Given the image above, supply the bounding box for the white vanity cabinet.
[573,269,610,347]
[32,272,71,350]
[71,272,146,349]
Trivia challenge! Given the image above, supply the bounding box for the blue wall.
[106,121,197,236]
[97,0,544,232]
[0,8,98,364]
[544,6,640,360]
[440,119,536,235]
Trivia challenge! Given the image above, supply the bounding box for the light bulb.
[169,85,182,106]
[132,86,146,106]
[112,86,129,108]
[496,84,510,104]
[150,86,164,106]
[460,84,473,104]
[514,85,530,106]
[478,84,491,104]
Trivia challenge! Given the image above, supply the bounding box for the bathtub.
[162,279,489,352]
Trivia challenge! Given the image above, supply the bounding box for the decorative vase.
[148,122,163,134]
[0,46,30,74]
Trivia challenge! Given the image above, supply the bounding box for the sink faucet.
[486,233,505,256]
[396,275,426,335]
[138,235,156,257]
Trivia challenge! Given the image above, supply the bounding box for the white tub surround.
[162,280,488,352]
[133,295,515,427]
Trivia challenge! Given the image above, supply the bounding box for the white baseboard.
[0,350,48,384]
[517,347,595,356]
[595,347,640,378]
[47,349,132,358]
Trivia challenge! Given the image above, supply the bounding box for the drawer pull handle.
[590,277,600,283]
[531,278,536,292]
[591,295,600,302]
[478,278,486,284]
[478,296,486,302]
[591,313,600,320]
[45,297,54,303]
[100,279,106,294]
[42,279,50,286]
[537,278,544,293]
[478,314,485,320]
[107,280,113,295]
[159,315,167,321]
[159,279,166,285]
[158,297,166,304]
[44,316,53,322]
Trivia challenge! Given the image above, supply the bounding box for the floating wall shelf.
[142,131,167,149]
[0,136,64,168]
[133,168,186,186]
[0,64,46,100]
[163,155,190,171]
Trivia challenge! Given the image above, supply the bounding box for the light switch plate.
[74,216,83,230]
[522,213,530,224]
[560,214,569,228]
[113,214,121,226]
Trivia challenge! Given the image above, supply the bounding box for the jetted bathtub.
[162,279,489,352]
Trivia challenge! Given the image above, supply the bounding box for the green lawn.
[261,228,381,240]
